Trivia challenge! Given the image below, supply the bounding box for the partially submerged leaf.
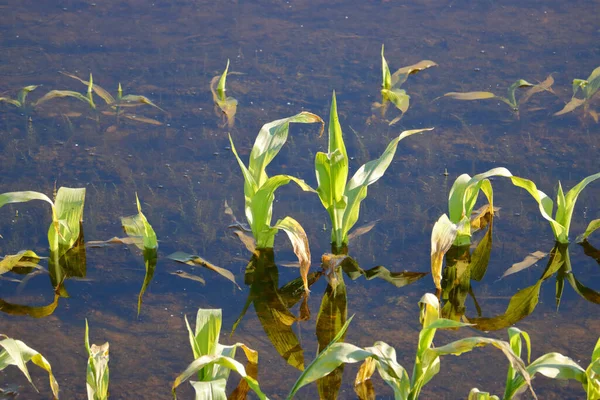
[34,90,93,107]
[60,72,115,105]
[502,251,548,279]
[121,193,157,250]
[347,220,379,242]
[520,74,555,105]
[86,236,141,248]
[577,219,600,243]
[443,91,496,101]
[0,251,43,275]
[168,251,240,289]
[554,97,586,116]
[391,60,438,87]
[85,319,110,400]
[170,270,206,285]
[49,187,86,255]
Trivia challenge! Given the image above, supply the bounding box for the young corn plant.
[34,73,97,111]
[375,44,437,125]
[85,320,110,400]
[60,72,165,125]
[0,187,86,257]
[288,293,534,400]
[229,112,323,292]
[316,91,433,253]
[0,334,59,398]
[172,308,266,400]
[554,66,600,122]
[0,85,39,110]
[442,75,554,117]
[211,59,239,128]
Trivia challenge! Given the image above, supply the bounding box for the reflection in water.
[0,237,87,318]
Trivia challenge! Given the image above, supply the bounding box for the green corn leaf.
[172,355,267,400]
[137,248,157,317]
[16,85,39,106]
[505,352,586,399]
[189,379,227,400]
[121,193,157,250]
[0,336,59,398]
[186,309,222,380]
[506,79,534,109]
[0,190,54,210]
[576,219,600,243]
[341,128,433,244]
[560,173,600,240]
[48,187,86,255]
[381,88,410,114]
[85,320,110,400]
[0,97,22,107]
[469,388,499,400]
[248,112,324,187]
[381,45,392,90]
[0,250,43,275]
[217,60,229,100]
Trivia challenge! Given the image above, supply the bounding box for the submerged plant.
[317,91,433,252]
[374,45,437,125]
[442,75,554,116]
[211,59,239,128]
[60,72,165,125]
[288,294,534,400]
[229,112,323,291]
[34,73,97,111]
[85,320,110,400]
[554,66,600,122]
[0,334,59,398]
[172,308,266,399]
[0,85,39,109]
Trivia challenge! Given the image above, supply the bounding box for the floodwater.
[1,0,599,399]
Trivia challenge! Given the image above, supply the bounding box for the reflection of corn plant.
[211,59,238,128]
[85,320,110,400]
[172,308,266,399]
[288,293,534,400]
[0,85,39,109]
[0,334,59,398]
[555,66,600,122]
[229,112,323,291]
[375,45,437,125]
[0,187,86,256]
[317,91,433,252]
[442,75,554,116]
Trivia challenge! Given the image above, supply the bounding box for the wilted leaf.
[443,91,496,101]
[431,214,458,291]
[273,217,311,294]
[231,229,257,254]
[0,251,43,275]
[554,97,586,116]
[170,270,206,285]
[520,74,555,105]
[60,72,116,105]
[121,114,163,125]
[502,251,548,279]
[168,251,240,289]
[0,294,60,318]
[34,90,92,107]
[391,60,438,87]
[86,236,141,248]
[117,94,165,112]
[137,248,157,316]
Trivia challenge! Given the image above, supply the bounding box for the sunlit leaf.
[391,60,438,87]
[502,251,548,279]
[49,187,86,255]
[34,89,93,108]
[431,214,458,291]
[273,216,311,294]
[60,72,115,105]
[0,250,43,275]
[117,94,165,112]
[0,294,60,318]
[168,251,240,289]
[468,388,499,400]
[121,193,157,250]
[0,336,59,398]
[85,319,110,400]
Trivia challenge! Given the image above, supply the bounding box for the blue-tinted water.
[1,0,599,398]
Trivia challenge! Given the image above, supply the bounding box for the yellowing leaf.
[444,91,497,101]
[431,214,458,291]
[274,217,311,294]
[502,251,548,279]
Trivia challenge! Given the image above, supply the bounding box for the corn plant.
[0,187,86,256]
[0,334,59,398]
[375,45,437,125]
[0,85,39,109]
[229,112,323,292]
[172,308,266,400]
[60,72,164,125]
[442,75,554,117]
[501,328,599,399]
[316,91,433,253]
[554,66,600,122]
[85,320,109,400]
[211,59,238,128]
[288,293,534,400]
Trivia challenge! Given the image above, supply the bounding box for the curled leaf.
[430,214,458,291]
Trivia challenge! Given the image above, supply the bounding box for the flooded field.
[1,0,599,399]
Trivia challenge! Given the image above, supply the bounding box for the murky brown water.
[1,0,599,398]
